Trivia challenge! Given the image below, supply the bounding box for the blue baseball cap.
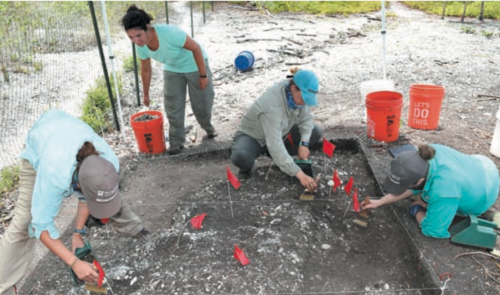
[293,70,319,106]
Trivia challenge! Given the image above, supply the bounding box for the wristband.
[199,75,207,78]
[409,204,427,219]
[299,141,309,147]
[73,227,86,235]
[70,256,79,268]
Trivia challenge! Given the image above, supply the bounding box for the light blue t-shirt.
[20,110,118,239]
[136,24,207,73]
[418,144,499,238]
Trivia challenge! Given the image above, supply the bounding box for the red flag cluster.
[322,138,336,158]
[332,172,361,213]
[226,166,241,190]
[234,244,250,266]
[190,213,207,230]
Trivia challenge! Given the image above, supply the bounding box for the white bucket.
[490,109,500,158]
[360,80,395,122]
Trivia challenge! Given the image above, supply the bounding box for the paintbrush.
[299,173,322,201]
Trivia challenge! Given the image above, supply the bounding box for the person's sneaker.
[132,228,150,239]
[238,170,251,180]
[203,131,218,140]
[168,145,184,155]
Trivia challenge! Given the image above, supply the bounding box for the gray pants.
[231,124,323,173]
[0,160,143,295]
[163,60,215,148]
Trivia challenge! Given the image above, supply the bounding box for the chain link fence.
[0,1,211,171]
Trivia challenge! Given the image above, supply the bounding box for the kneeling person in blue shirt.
[0,110,148,294]
[362,144,499,239]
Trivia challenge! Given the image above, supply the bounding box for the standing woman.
[0,110,147,295]
[122,5,217,155]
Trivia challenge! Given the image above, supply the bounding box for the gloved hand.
[409,204,427,219]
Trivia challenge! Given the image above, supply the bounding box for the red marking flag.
[332,170,341,192]
[226,166,241,190]
[234,244,250,266]
[93,259,105,288]
[287,133,294,148]
[322,138,336,158]
[190,213,207,230]
[344,176,354,196]
[352,188,360,212]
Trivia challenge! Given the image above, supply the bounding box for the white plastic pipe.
[381,1,387,80]
[101,1,125,137]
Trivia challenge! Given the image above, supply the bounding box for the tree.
[461,1,468,22]
[441,1,446,20]
[479,1,485,21]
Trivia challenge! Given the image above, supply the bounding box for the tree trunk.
[479,1,485,21]
[461,1,468,22]
[441,1,447,20]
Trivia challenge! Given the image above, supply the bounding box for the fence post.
[88,1,120,132]
[132,43,141,106]
[165,1,169,24]
[191,1,194,37]
[203,1,206,24]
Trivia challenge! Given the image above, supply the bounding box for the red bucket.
[408,84,445,130]
[366,91,403,143]
[130,110,166,154]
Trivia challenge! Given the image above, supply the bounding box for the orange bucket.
[366,91,403,143]
[408,84,445,130]
[130,110,166,154]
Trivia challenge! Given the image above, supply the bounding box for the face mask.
[285,84,303,110]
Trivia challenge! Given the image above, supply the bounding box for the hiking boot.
[203,130,218,140]
[168,145,184,155]
[132,228,150,239]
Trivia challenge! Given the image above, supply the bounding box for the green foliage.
[386,11,398,18]
[33,61,43,72]
[1,66,9,83]
[81,75,122,133]
[0,164,20,195]
[263,1,381,15]
[123,55,140,73]
[461,26,476,34]
[481,30,495,38]
[403,1,500,20]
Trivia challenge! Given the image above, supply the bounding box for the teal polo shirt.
[415,144,499,238]
[136,24,207,73]
[20,110,118,239]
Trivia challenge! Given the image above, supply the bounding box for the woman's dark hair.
[418,144,436,160]
[121,4,154,31]
[76,142,100,165]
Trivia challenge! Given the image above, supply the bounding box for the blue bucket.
[234,51,255,71]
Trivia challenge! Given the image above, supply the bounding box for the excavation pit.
[22,137,441,294]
